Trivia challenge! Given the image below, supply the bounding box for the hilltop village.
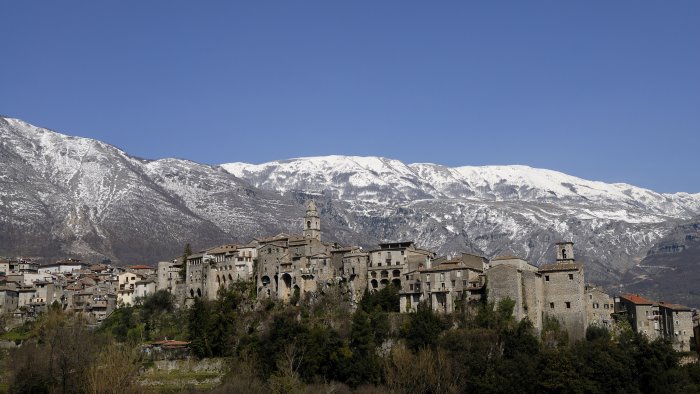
[0,200,696,351]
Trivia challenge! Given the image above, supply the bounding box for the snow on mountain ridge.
[221,156,700,220]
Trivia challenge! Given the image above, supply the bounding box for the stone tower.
[304,200,321,241]
[556,242,575,262]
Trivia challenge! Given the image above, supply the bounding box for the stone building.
[482,243,587,340]
[0,287,18,313]
[486,256,545,331]
[341,251,369,305]
[539,242,587,341]
[401,253,486,313]
[156,259,187,306]
[367,241,433,292]
[256,200,341,302]
[658,302,693,352]
[616,294,661,339]
[585,285,614,328]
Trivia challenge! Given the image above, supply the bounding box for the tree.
[346,309,380,387]
[180,243,192,279]
[188,297,212,358]
[85,340,141,394]
[404,301,444,352]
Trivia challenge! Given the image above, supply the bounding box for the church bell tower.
[556,242,575,262]
[304,200,321,241]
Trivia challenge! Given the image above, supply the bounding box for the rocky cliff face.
[2,116,699,304]
[621,217,700,306]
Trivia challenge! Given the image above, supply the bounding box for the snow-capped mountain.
[222,156,700,290]
[222,156,700,220]
[2,116,699,304]
[0,117,304,263]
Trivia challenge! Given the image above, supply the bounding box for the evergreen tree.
[347,309,380,386]
[404,301,443,352]
[188,297,212,358]
[179,243,192,279]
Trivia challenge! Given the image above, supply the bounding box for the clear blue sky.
[1,1,698,193]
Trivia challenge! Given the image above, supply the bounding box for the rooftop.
[658,301,692,312]
[538,262,583,272]
[620,293,654,305]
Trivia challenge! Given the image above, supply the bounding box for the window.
[565,302,571,309]
[545,275,550,281]
[463,280,467,286]
[568,274,574,280]
[550,302,554,309]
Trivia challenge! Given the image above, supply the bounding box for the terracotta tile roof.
[129,265,153,270]
[620,294,654,305]
[148,339,191,349]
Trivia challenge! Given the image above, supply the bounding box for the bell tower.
[556,242,575,262]
[303,200,321,241]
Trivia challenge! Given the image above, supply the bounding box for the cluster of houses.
[0,200,696,352]
[0,258,157,322]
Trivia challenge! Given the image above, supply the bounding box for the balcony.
[300,268,314,277]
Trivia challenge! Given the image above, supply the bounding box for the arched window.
[562,249,567,259]
[307,220,311,229]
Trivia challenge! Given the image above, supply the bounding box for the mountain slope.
[621,217,700,306]
[0,117,301,263]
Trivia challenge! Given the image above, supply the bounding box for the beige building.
[585,285,614,328]
[486,256,545,331]
[256,201,341,302]
[117,272,143,306]
[399,253,486,313]
[658,302,693,352]
[539,242,587,341]
[367,241,433,292]
[483,242,587,340]
[616,294,661,339]
[341,251,369,305]
[0,287,18,313]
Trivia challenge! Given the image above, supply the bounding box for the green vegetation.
[3,283,700,393]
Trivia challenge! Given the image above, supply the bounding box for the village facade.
[1,199,697,345]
